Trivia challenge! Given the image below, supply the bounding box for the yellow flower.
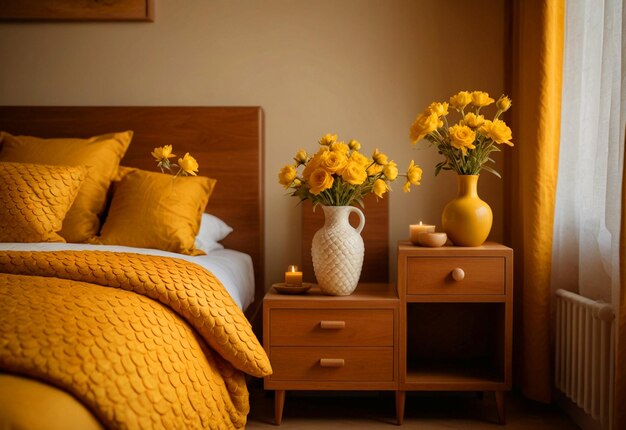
[348,139,361,151]
[330,142,350,154]
[403,181,412,193]
[278,164,297,188]
[383,161,398,180]
[373,179,389,198]
[463,112,485,128]
[449,91,472,110]
[409,110,440,143]
[319,150,348,174]
[407,91,513,178]
[317,146,330,153]
[480,119,513,146]
[449,124,476,155]
[406,160,422,186]
[350,151,370,167]
[308,168,334,195]
[178,153,199,176]
[279,132,421,205]
[318,133,337,146]
[478,120,492,135]
[496,95,512,112]
[367,163,383,176]
[471,91,494,107]
[294,149,307,165]
[151,145,176,162]
[341,161,368,185]
[372,148,388,165]
[428,102,449,117]
[302,151,323,179]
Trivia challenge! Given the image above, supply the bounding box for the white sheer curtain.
[551,0,625,305]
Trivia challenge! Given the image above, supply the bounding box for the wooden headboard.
[0,106,265,311]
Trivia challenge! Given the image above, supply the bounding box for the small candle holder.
[417,232,448,247]
[285,265,303,287]
[409,221,436,245]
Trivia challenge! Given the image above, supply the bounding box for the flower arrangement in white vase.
[278,133,422,295]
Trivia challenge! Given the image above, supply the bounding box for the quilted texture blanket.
[0,251,272,429]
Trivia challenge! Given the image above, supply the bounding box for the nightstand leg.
[274,390,285,425]
[494,390,505,425]
[395,390,406,425]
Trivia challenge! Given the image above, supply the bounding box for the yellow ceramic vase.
[441,175,492,247]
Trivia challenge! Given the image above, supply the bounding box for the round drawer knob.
[451,268,465,281]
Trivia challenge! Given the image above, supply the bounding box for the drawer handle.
[451,268,465,281]
[320,320,346,329]
[320,358,345,367]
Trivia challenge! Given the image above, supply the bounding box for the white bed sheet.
[0,243,255,311]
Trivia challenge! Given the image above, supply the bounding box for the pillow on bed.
[0,162,86,243]
[0,131,133,243]
[195,213,234,254]
[98,167,216,255]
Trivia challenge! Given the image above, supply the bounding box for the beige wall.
[0,0,507,288]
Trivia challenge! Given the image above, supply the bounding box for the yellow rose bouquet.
[151,145,200,177]
[409,90,513,177]
[278,134,422,208]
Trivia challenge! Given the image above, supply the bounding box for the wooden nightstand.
[263,283,399,425]
[396,241,513,425]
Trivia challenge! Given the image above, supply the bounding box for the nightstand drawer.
[270,309,393,346]
[269,347,393,381]
[407,256,505,295]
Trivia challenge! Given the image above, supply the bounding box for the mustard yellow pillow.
[0,162,86,243]
[0,131,133,243]
[98,168,216,255]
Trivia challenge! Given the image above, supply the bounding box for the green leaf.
[482,165,502,178]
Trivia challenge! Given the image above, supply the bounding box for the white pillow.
[194,213,233,254]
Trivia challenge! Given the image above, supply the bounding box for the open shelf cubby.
[404,302,505,390]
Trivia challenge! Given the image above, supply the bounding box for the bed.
[0,106,269,429]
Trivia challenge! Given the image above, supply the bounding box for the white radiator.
[555,289,615,430]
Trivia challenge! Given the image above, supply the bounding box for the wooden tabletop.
[265,282,397,304]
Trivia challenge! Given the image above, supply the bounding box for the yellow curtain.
[617,152,626,429]
[508,0,564,402]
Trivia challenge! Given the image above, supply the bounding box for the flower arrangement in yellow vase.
[409,90,513,177]
[151,145,200,176]
[278,133,422,208]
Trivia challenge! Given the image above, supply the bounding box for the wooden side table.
[396,241,513,425]
[262,283,399,425]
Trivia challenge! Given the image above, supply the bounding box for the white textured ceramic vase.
[311,205,365,296]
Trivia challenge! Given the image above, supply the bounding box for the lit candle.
[418,232,448,247]
[285,265,303,287]
[409,221,435,245]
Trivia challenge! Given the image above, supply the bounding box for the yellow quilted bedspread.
[0,251,272,429]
